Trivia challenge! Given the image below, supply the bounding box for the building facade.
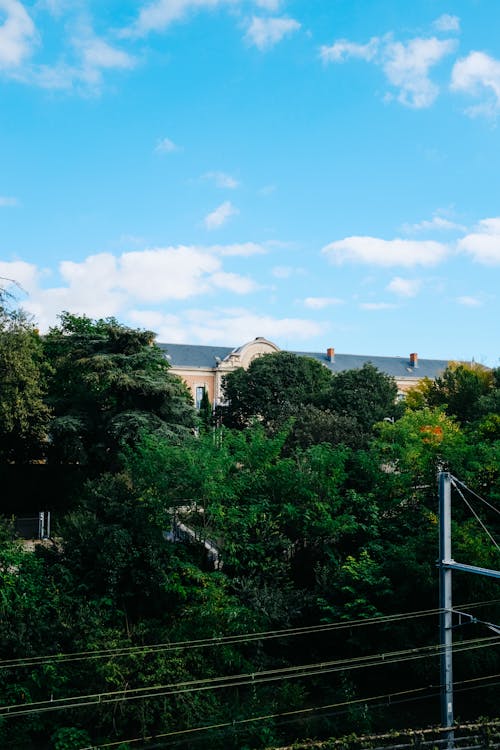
[158,338,451,407]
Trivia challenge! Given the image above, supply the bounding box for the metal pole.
[439,471,454,745]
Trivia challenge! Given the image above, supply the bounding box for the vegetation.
[0,302,499,749]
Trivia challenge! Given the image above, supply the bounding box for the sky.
[0,0,499,365]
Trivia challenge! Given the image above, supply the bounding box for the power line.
[450,475,500,518]
[2,599,498,672]
[452,478,500,552]
[2,634,498,719]
[85,672,500,749]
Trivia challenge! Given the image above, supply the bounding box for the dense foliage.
[0,303,499,749]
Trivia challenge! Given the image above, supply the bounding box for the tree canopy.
[221,350,333,429]
[0,297,50,462]
[44,313,195,468]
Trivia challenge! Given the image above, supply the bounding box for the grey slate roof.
[158,342,451,381]
[158,343,235,368]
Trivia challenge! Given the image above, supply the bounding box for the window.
[195,385,205,409]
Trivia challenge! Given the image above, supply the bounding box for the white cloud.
[127,306,325,345]
[4,243,264,330]
[254,0,281,10]
[458,218,500,264]
[402,214,466,233]
[433,14,460,33]
[202,171,239,188]
[0,260,41,293]
[303,296,343,310]
[382,36,457,108]
[456,295,482,307]
[386,277,421,297]
[185,307,325,344]
[77,37,135,73]
[204,200,238,230]
[245,16,300,50]
[0,0,37,69]
[118,247,220,300]
[359,302,396,310]
[155,136,180,153]
[211,271,257,293]
[125,0,235,38]
[320,37,379,64]
[0,195,19,206]
[321,31,456,108]
[212,242,266,256]
[451,52,500,116]
[322,236,449,267]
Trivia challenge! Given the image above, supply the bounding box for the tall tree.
[425,362,494,425]
[0,294,50,462]
[44,313,195,469]
[221,351,333,429]
[318,363,401,435]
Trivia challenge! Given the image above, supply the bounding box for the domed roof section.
[225,337,280,368]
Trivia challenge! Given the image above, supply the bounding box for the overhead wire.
[83,671,500,749]
[450,475,500,518]
[1,599,499,672]
[451,478,500,552]
[1,633,498,719]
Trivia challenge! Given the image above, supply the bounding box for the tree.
[0,297,50,462]
[425,362,493,425]
[220,351,333,430]
[318,363,401,439]
[44,313,195,470]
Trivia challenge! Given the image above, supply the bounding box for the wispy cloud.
[382,36,457,108]
[321,28,457,108]
[323,236,449,267]
[320,37,379,64]
[386,277,421,297]
[254,0,282,10]
[0,196,19,207]
[458,218,500,264]
[124,0,235,38]
[451,51,500,117]
[204,200,239,230]
[433,14,460,33]
[202,171,239,188]
[359,302,396,310]
[245,16,300,50]
[155,136,180,153]
[456,295,482,307]
[402,214,466,234]
[303,296,343,310]
[0,0,37,70]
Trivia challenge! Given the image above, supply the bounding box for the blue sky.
[1,0,499,365]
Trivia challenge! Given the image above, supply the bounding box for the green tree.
[44,313,195,469]
[220,351,333,430]
[426,362,494,425]
[317,363,401,442]
[0,298,50,462]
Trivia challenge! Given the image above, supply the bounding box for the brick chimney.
[410,352,418,368]
[327,347,335,363]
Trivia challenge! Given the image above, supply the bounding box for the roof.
[158,343,235,368]
[158,342,451,381]
[295,351,450,380]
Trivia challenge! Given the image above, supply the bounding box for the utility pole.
[438,471,454,746]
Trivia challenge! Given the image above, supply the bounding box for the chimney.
[410,352,418,368]
[327,347,335,363]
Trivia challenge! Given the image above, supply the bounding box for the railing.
[13,511,51,540]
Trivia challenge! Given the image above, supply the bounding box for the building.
[158,338,451,407]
